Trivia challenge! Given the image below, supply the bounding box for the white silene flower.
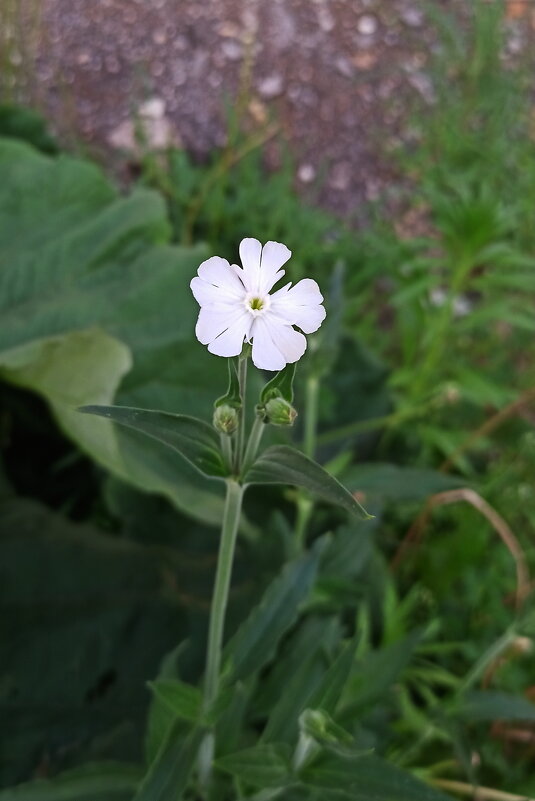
[190,237,326,371]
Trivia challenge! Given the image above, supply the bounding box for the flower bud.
[265,397,297,427]
[213,404,239,435]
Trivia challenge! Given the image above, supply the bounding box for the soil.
[4,0,534,220]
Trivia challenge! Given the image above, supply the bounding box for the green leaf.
[298,709,356,752]
[224,549,321,683]
[133,722,202,801]
[342,631,422,715]
[453,690,535,723]
[301,754,454,800]
[216,744,292,789]
[244,446,373,520]
[0,104,58,154]
[0,763,142,801]
[340,463,467,503]
[261,363,296,404]
[307,640,357,716]
[148,679,202,724]
[0,497,195,784]
[78,405,227,479]
[215,358,242,408]
[0,138,240,525]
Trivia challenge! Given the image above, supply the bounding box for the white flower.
[190,238,326,371]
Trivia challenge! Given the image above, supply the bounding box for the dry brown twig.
[431,778,534,801]
[440,386,535,474]
[391,488,530,611]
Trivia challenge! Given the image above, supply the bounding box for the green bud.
[264,397,297,427]
[213,404,239,435]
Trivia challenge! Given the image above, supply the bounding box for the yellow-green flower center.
[249,297,264,311]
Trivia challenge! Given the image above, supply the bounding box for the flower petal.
[267,317,307,363]
[259,240,291,294]
[238,238,262,293]
[195,256,245,298]
[251,317,286,371]
[195,307,240,345]
[270,278,326,333]
[208,312,252,358]
[190,276,240,308]
[251,316,307,371]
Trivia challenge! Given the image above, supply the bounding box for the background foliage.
[1,3,535,799]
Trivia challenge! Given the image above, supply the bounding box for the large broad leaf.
[0,137,232,525]
[301,753,453,801]
[244,446,372,520]
[223,548,321,683]
[0,763,142,801]
[79,405,227,479]
[0,497,219,785]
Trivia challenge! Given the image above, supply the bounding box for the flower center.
[244,293,270,317]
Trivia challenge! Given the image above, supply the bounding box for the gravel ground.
[3,0,534,218]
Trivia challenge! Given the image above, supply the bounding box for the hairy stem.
[235,357,248,471]
[294,375,319,551]
[242,415,265,476]
[200,479,244,788]
[220,433,233,473]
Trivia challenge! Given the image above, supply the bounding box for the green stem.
[411,256,472,401]
[294,375,319,552]
[199,479,244,787]
[456,626,517,695]
[235,357,248,471]
[304,376,319,459]
[220,434,233,473]
[241,415,265,475]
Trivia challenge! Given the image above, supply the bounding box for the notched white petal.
[195,307,239,345]
[190,276,238,307]
[197,256,244,296]
[270,277,326,333]
[239,238,262,293]
[208,312,252,358]
[251,317,286,371]
[266,318,307,363]
[259,240,292,294]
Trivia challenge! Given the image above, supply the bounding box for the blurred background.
[2,0,535,798]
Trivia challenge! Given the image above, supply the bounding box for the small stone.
[329,162,351,192]
[257,73,284,99]
[408,72,435,103]
[218,21,241,38]
[221,39,243,61]
[152,28,167,45]
[352,51,377,70]
[334,55,354,79]
[357,14,378,36]
[139,97,165,119]
[400,7,424,28]
[317,6,335,32]
[76,49,91,65]
[298,163,316,183]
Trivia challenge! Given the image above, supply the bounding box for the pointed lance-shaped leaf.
[260,362,297,404]
[78,405,228,479]
[244,445,373,520]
